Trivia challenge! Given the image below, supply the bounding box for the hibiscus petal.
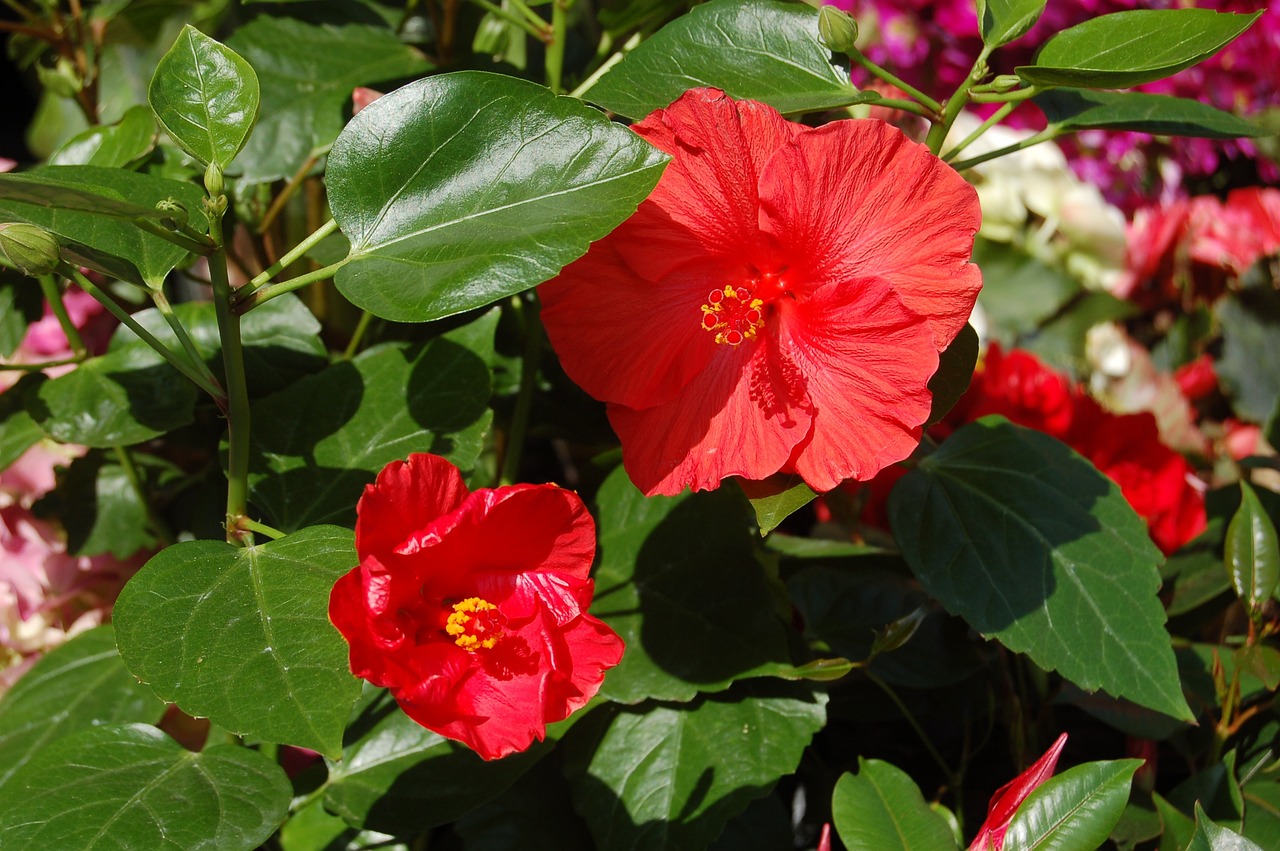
[759,119,982,349]
[615,87,801,282]
[779,277,937,491]
[539,240,717,409]
[356,453,470,560]
[608,338,814,495]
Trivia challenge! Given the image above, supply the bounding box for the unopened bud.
[156,198,189,230]
[991,74,1023,92]
[204,161,224,198]
[818,6,859,54]
[0,222,62,276]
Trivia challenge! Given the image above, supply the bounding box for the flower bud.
[204,161,224,198]
[818,6,858,54]
[0,222,62,276]
[156,198,190,230]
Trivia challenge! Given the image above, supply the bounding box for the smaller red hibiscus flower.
[968,733,1068,851]
[329,453,624,760]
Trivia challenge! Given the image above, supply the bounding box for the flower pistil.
[445,597,505,652]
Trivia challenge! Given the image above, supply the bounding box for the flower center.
[702,285,764,346]
[445,597,505,652]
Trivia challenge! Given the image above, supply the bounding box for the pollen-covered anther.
[701,285,765,346]
[445,597,505,652]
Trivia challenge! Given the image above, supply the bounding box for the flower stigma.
[702,285,765,346]
[445,597,505,652]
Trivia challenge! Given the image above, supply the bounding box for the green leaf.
[453,756,595,851]
[974,239,1082,347]
[591,465,794,703]
[0,375,43,472]
[976,0,1048,48]
[0,625,165,795]
[1016,9,1261,89]
[584,0,863,119]
[1217,291,1280,423]
[739,474,818,535]
[563,681,827,851]
[1185,802,1266,851]
[1023,291,1136,374]
[327,71,668,322]
[1226,482,1280,615]
[48,104,157,167]
[323,693,546,836]
[1035,89,1263,140]
[108,293,328,398]
[57,450,172,557]
[113,526,362,759]
[1002,759,1141,850]
[888,418,1193,720]
[0,723,290,850]
[927,322,979,427]
[149,25,259,167]
[279,796,408,851]
[245,324,494,532]
[831,759,957,851]
[226,17,431,184]
[24,343,198,447]
[0,166,208,286]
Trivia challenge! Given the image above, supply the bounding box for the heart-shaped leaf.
[0,625,165,795]
[113,526,362,758]
[831,759,956,851]
[889,417,1193,721]
[149,25,259,167]
[0,723,290,850]
[584,0,863,119]
[326,70,668,322]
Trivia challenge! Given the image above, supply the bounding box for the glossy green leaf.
[48,104,157,167]
[108,293,328,398]
[1217,291,1280,423]
[245,319,494,532]
[24,343,198,447]
[889,418,1193,721]
[1185,802,1265,851]
[327,71,668,322]
[0,166,208,286]
[0,723,290,850]
[1226,482,1280,614]
[974,239,1082,346]
[227,17,431,184]
[323,693,546,835]
[0,625,164,795]
[591,465,794,703]
[563,681,827,851]
[831,759,956,851]
[113,526,362,758]
[149,25,259,167]
[279,797,407,851]
[1016,9,1261,89]
[927,322,979,427]
[585,0,862,119]
[1035,89,1263,140]
[57,450,171,557]
[0,375,43,472]
[976,0,1048,48]
[1002,759,1141,850]
[740,474,818,535]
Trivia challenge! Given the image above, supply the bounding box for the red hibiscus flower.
[329,454,624,760]
[539,88,981,496]
[968,733,1068,851]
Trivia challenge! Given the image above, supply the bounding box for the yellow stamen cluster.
[445,597,502,652]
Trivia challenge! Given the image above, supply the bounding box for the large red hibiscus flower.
[539,88,981,496]
[329,453,623,760]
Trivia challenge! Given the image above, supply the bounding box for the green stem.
[942,101,1015,163]
[949,127,1061,171]
[207,202,254,547]
[498,294,543,486]
[504,0,551,32]
[39,275,86,357]
[150,288,223,395]
[232,260,348,314]
[342,310,374,360]
[132,217,216,255]
[568,31,640,98]
[968,86,1041,104]
[237,516,285,541]
[870,97,936,119]
[0,355,85,371]
[546,0,574,94]
[113,445,175,547]
[925,46,992,155]
[867,671,958,783]
[243,218,339,293]
[61,265,227,403]
[466,0,550,40]
[850,52,942,115]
